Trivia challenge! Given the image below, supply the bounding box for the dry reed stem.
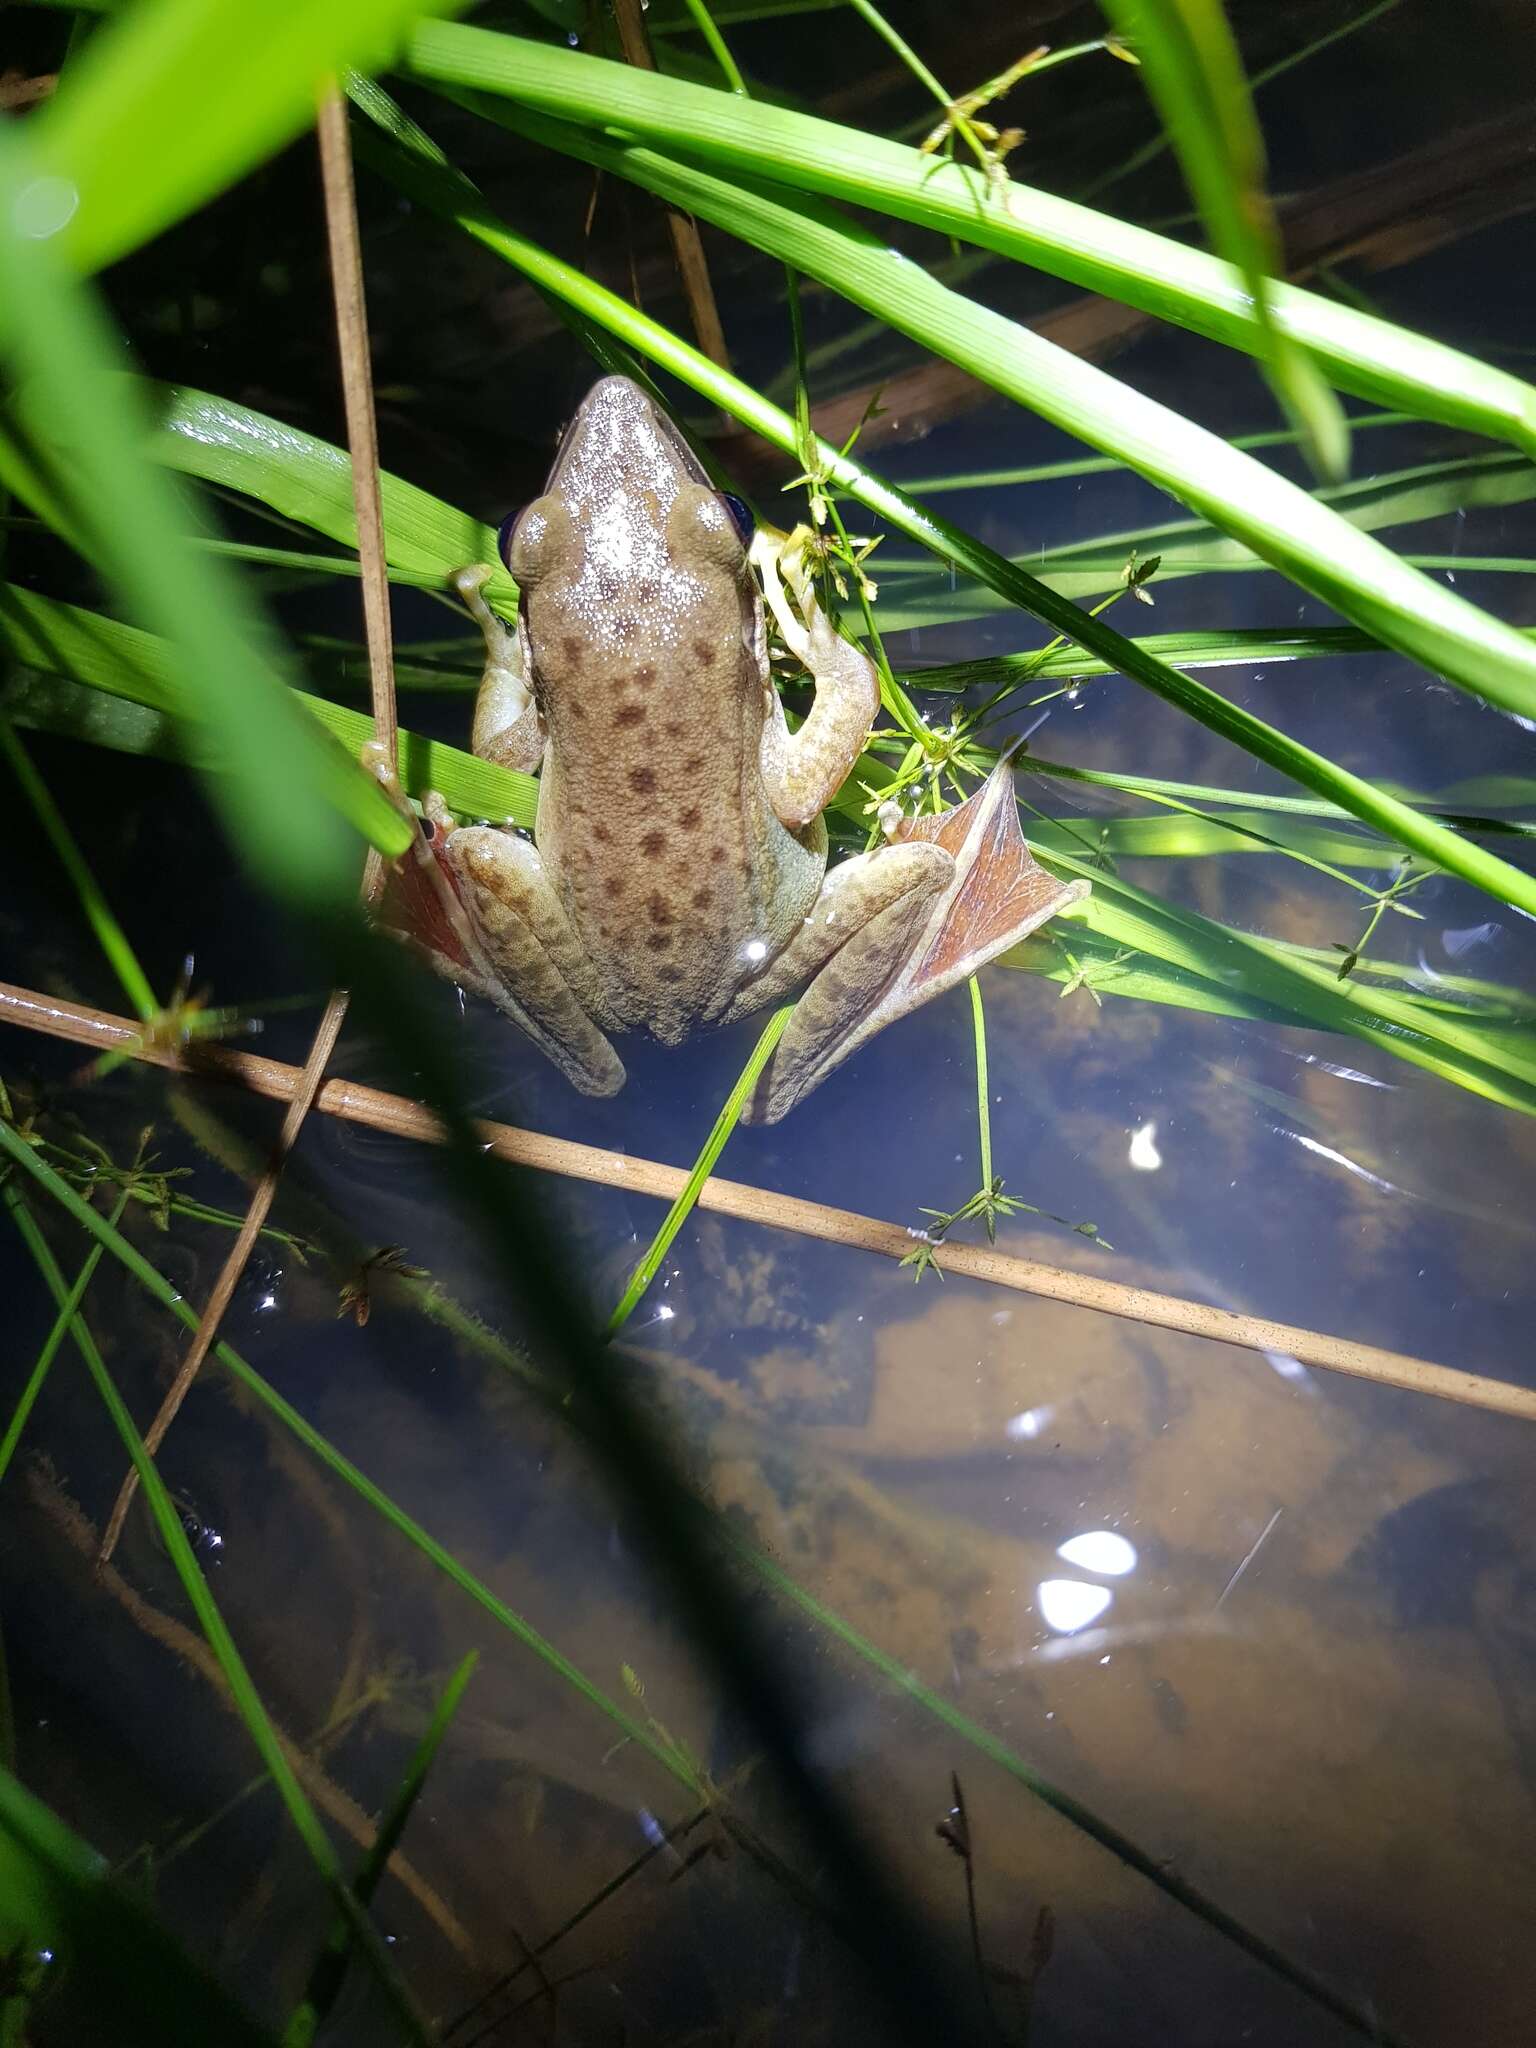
[3,977,1530,1427]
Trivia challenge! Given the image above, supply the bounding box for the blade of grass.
[349,85,1536,923]
[397,24,1536,460]
[26,0,462,278]
[606,1004,791,1335]
[5,1189,434,2048]
[0,1111,703,1793]
[0,1768,278,2048]
[0,717,157,1023]
[0,125,411,912]
[1098,0,1349,480]
[454,92,1536,728]
[0,583,538,830]
[287,1651,478,2047]
[0,1177,135,1486]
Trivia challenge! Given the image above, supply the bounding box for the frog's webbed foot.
[751,527,879,830]
[369,766,623,1097]
[741,758,1089,1124]
[454,564,545,775]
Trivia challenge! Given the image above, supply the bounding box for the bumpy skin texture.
[385,376,1087,1120]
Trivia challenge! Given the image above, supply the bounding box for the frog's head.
[499,376,759,693]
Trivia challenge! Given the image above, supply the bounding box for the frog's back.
[509,377,823,1042]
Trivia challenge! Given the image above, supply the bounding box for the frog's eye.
[719,492,755,545]
[495,508,525,573]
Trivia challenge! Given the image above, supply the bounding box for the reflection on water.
[4,212,1536,2048]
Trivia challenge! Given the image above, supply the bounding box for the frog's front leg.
[454,565,544,774]
[751,529,879,829]
[737,760,1090,1124]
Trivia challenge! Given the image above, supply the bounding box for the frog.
[375,376,1087,1123]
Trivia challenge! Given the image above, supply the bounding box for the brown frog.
[379,377,1085,1121]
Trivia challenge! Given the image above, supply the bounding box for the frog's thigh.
[445,827,623,1097]
[737,841,954,1124]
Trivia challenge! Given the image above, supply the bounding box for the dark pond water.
[2,5,1535,2044]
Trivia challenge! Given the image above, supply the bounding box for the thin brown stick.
[95,995,351,1565]
[97,90,400,1565]
[610,0,733,374]
[4,978,1530,1426]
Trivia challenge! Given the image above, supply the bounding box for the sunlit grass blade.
[0,1767,278,2048]
[873,448,1536,616]
[4,1187,434,2048]
[140,380,515,610]
[288,1651,478,2046]
[448,94,1536,728]
[607,1005,791,1336]
[348,85,1536,923]
[0,584,538,830]
[906,621,1536,694]
[0,128,411,913]
[1098,0,1349,480]
[397,24,1536,460]
[27,0,460,279]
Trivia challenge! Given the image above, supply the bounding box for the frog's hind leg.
[742,760,1088,1124]
[725,839,955,1118]
[380,809,624,1098]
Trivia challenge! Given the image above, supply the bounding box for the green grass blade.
[607,1005,791,1335]
[287,1652,478,2047]
[349,88,1536,921]
[457,94,1536,727]
[0,1113,698,1795]
[0,718,158,1022]
[398,24,1536,460]
[28,0,461,278]
[0,1768,278,2048]
[1099,0,1349,480]
[0,127,411,913]
[0,584,539,830]
[0,1180,132,1486]
[4,1186,433,2048]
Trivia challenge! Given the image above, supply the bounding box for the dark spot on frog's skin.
[678,805,702,832]
[663,719,684,739]
[636,581,658,604]
[614,703,646,728]
[633,664,657,689]
[690,885,713,910]
[645,932,672,953]
[603,875,625,899]
[628,766,658,795]
[592,822,611,843]
[640,829,668,857]
[682,755,705,777]
[692,640,716,667]
[709,845,728,864]
[646,892,674,926]
[658,965,684,983]
[561,636,582,665]
[565,700,585,720]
